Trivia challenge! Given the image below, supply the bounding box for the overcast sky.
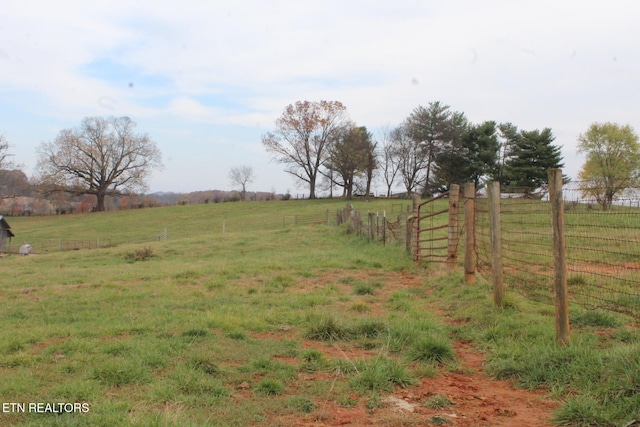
[1,0,638,195]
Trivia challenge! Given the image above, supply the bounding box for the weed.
[350,301,371,312]
[571,309,622,328]
[350,318,387,340]
[305,314,348,341]
[413,362,440,379]
[423,394,453,409]
[350,356,415,393]
[91,359,152,387]
[388,290,412,311]
[365,393,382,414]
[301,349,323,363]
[286,396,316,413]
[187,356,222,375]
[226,330,248,340]
[429,416,452,425]
[553,395,610,427]
[405,335,456,364]
[353,281,375,295]
[181,329,208,338]
[124,246,154,262]
[255,378,285,395]
[167,365,229,397]
[338,395,359,408]
[300,349,328,373]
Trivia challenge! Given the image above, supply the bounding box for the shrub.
[124,246,154,262]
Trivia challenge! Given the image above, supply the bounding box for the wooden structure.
[0,216,14,254]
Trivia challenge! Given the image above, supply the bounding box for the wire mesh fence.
[334,203,411,246]
[4,238,116,254]
[475,181,640,319]
[563,184,640,318]
[476,195,555,303]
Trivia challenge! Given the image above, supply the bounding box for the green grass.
[428,271,640,426]
[2,198,640,426]
[1,200,421,426]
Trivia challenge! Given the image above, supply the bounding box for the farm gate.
[413,184,460,270]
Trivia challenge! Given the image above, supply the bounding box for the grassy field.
[1,199,640,426]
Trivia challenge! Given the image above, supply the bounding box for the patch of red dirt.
[270,342,557,426]
[261,270,559,426]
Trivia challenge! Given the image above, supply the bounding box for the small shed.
[0,216,15,254]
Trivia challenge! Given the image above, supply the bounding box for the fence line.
[334,202,413,246]
[474,175,640,321]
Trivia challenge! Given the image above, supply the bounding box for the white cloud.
[1,0,639,192]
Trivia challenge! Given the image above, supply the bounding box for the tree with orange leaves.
[262,101,349,199]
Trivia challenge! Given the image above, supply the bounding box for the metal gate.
[414,187,460,267]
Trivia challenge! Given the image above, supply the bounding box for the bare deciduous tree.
[0,135,27,199]
[36,116,162,211]
[378,126,401,198]
[262,100,349,199]
[228,165,255,201]
[0,135,12,169]
[393,125,428,197]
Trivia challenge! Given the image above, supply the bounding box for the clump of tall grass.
[349,355,416,393]
[285,395,316,413]
[405,335,456,364]
[255,378,285,396]
[423,394,453,409]
[300,349,329,373]
[91,360,152,387]
[304,314,386,342]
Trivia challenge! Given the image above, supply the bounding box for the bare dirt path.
[266,270,559,426]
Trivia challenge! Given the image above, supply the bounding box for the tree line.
[262,100,569,199]
[262,100,640,208]
[1,104,639,213]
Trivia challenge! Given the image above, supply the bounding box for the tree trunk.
[309,176,316,199]
[96,192,106,212]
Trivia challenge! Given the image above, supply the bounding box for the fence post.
[549,168,570,345]
[464,182,476,284]
[487,181,504,306]
[383,213,387,246]
[412,194,421,259]
[447,184,460,270]
[406,214,415,255]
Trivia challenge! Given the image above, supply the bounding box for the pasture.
[1,199,639,426]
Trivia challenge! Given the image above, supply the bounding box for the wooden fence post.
[447,184,460,270]
[487,181,504,306]
[368,212,375,240]
[412,194,421,258]
[464,182,476,284]
[549,168,570,345]
[406,214,415,255]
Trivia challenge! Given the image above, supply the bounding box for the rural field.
[1,199,639,427]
